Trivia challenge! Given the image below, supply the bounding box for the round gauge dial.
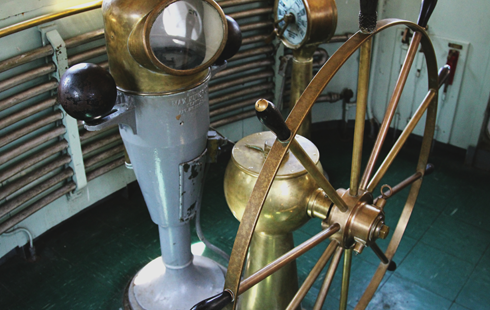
[276,0,308,47]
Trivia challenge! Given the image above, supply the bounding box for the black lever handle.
[255,99,291,141]
[57,63,117,121]
[359,0,378,33]
[215,16,242,65]
[437,65,451,89]
[190,291,233,310]
[417,0,438,28]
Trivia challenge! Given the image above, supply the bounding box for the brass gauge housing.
[275,0,337,49]
[103,0,227,94]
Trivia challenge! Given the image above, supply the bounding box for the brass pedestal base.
[239,232,300,310]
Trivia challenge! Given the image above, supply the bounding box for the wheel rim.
[223,18,439,310]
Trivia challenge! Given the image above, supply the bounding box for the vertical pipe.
[350,39,372,196]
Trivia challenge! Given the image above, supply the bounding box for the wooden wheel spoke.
[366,88,436,192]
[313,246,343,310]
[238,224,340,296]
[339,248,353,310]
[286,241,339,310]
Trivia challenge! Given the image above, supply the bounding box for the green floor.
[1,127,489,310]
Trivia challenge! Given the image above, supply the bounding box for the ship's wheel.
[192,9,447,310]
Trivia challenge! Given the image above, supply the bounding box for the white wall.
[369,0,490,149]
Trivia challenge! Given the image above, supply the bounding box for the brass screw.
[378,225,390,239]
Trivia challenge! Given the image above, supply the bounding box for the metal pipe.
[79,124,118,141]
[67,45,107,66]
[0,111,63,148]
[241,35,269,46]
[0,169,74,218]
[2,227,34,248]
[313,48,329,67]
[0,28,104,74]
[64,28,104,49]
[0,46,53,74]
[316,92,343,103]
[0,64,56,93]
[0,1,102,39]
[229,46,274,62]
[0,126,66,166]
[210,94,273,117]
[214,59,274,78]
[81,132,122,155]
[0,81,58,113]
[210,83,273,106]
[228,7,273,20]
[0,97,56,130]
[329,33,354,43]
[0,140,68,183]
[84,144,125,168]
[239,21,273,32]
[210,110,256,128]
[0,155,71,200]
[209,70,273,92]
[86,157,125,181]
[238,224,340,295]
[0,181,76,235]
[218,0,262,8]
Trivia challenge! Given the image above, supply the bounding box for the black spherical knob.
[215,16,242,65]
[57,63,117,121]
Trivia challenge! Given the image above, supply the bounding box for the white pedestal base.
[125,256,226,310]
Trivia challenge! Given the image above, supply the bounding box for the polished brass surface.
[359,32,423,191]
[127,0,227,76]
[102,0,226,94]
[274,0,337,49]
[339,248,352,310]
[289,139,348,212]
[374,171,423,203]
[306,188,331,220]
[224,19,439,310]
[350,39,372,196]
[366,89,436,192]
[238,224,340,295]
[239,233,298,310]
[225,131,322,310]
[289,50,314,138]
[313,245,342,310]
[0,1,102,39]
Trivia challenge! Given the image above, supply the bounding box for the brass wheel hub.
[308,188,389,252]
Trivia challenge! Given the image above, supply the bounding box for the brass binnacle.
[307,188,390,253]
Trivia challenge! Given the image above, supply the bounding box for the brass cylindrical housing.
[102,0,227,94]
[225,132,322,235]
